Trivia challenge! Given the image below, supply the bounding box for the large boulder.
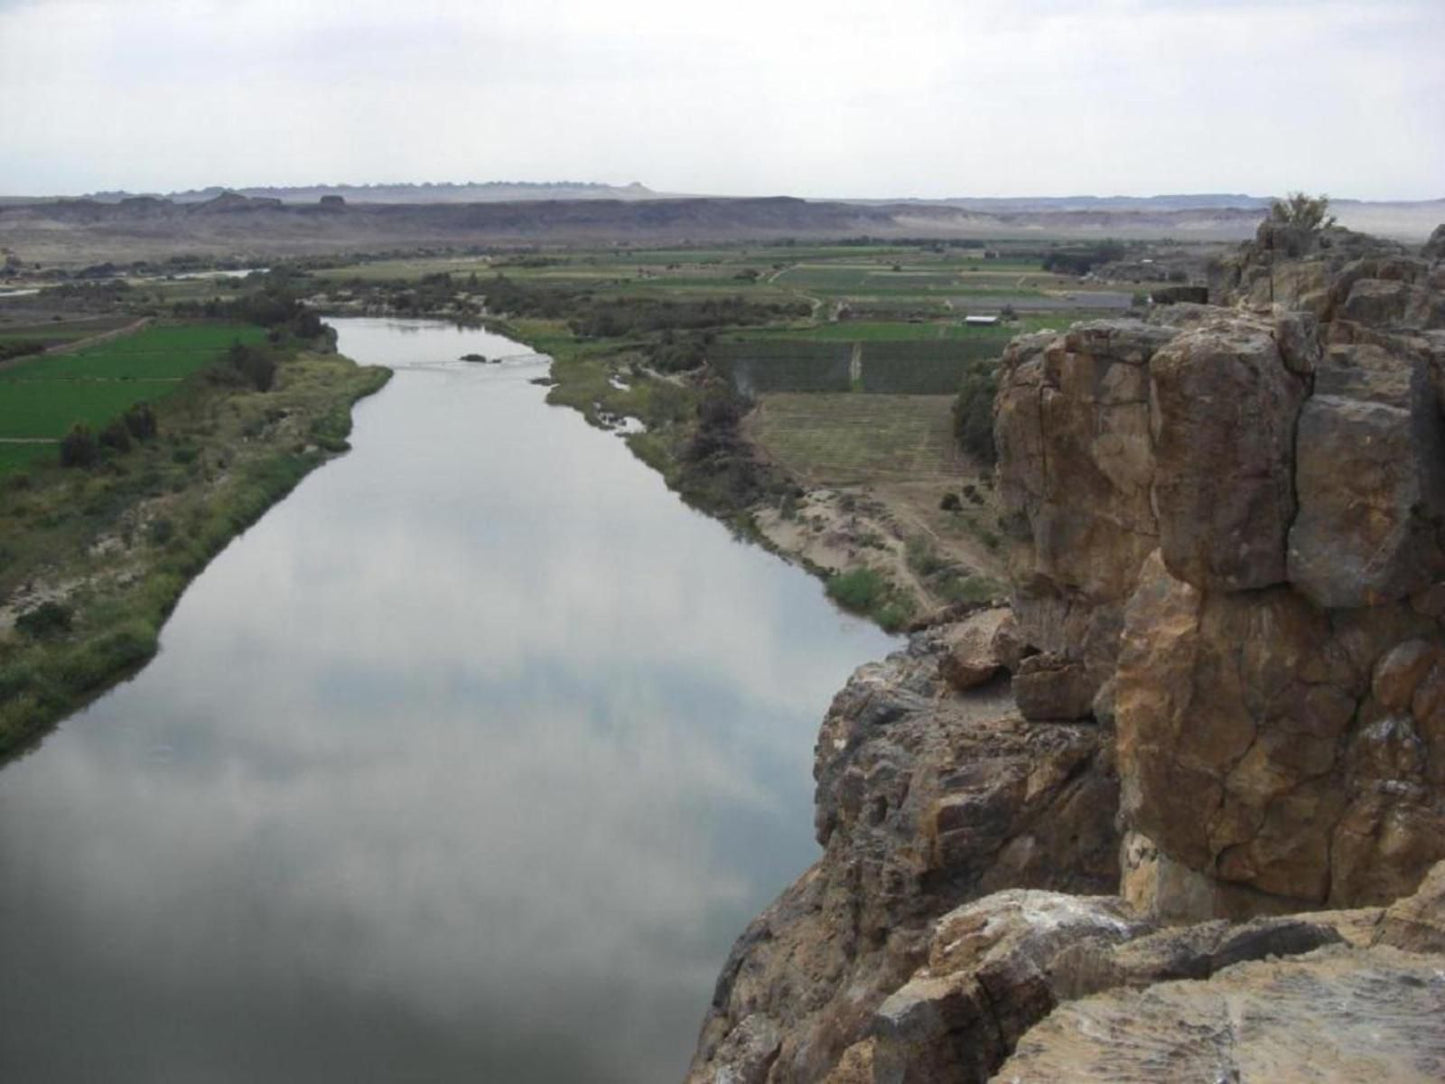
[936,606,1012,691]
[995,945,1445,1083]
[1287,343,1445,608]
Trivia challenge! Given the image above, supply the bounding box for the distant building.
[963,315,1000,326]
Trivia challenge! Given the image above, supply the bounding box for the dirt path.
[0,317,154,375]
[44,316,152,356]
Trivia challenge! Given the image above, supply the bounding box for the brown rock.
[1116,551,1365,908]
[861,892,1147,1084]
[1330,714,1445,906]
[937,607,1010,691]
[1343,277,1414,325]
[828,888,1357,1084]
[1149,321,1305,591]
[995,322,1175,711]
[1287,346,1445,609]
[1376,858,1445,953]
[687,642,1118,1084]
[1273,310,1322,374]
[1373,639,1443,713]
[1012,652,1097,721]
[996,946,1445,1084]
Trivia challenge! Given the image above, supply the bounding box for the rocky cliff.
[688,223,1445,1082]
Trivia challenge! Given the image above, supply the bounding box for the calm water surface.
[0,319,896,1083]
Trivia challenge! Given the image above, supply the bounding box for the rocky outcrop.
[994,230,1445,918]
[691,228,1445,1083]
[829,862,1445,1084]
[995,944,1445,1083]
[687,633,1118,1084]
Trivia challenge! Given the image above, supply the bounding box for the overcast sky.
[2,0,1441,200]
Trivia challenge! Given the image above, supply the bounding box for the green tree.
[1269,191,1336,232]
[1265,192,1337,259]
[59,424,99,468]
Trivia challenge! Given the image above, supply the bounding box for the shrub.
[98,419,132,453]
[59,424,99,468]
[123,402,158,441]
[648,330,712,373]
[15,601,73,640]
[952,359,999,465]
[214,340,278,392]
[826,568,889,613]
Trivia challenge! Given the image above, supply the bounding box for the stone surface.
[1287,342,1445,608]
[858,892,1147,1083]
[993,271,1445,916]
[937,606,1010,691]
[822,889,1359,1084]
[686,636,1118,1084]
[1375,858,1445,953]
[995,946,1445,1083]
[1012,652,1097,721]
[1424,223,1445,261]
[1149,320,1305,591]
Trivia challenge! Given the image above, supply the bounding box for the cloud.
[0,0,1439,198]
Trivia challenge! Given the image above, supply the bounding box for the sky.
[1,0,1441,201]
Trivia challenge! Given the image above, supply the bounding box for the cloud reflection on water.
[0,320,897,1083]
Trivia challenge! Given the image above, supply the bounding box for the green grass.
[0,316,136,344]
[0,324,266,459]
[9,324,265,380]
[0,381,181,438]
[0,443,52,473]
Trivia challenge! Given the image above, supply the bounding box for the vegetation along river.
[0,318,897,1083]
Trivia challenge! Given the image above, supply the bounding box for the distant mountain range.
[1,188,1438,266]
[60,187,1442,214]
[79,181,662,205]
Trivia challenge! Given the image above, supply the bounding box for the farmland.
[0,323,264,472]
[748,393,963,484]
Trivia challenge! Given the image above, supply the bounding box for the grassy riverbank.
[0,336,390,760]
[236,238,1207,630]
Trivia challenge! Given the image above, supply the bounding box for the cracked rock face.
[995,238,1445,916]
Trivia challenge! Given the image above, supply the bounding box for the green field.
[707,327,1019,395]
[0,323,265,466]
[709,340,854,393]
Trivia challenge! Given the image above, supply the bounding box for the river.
[0,318,896,1082]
